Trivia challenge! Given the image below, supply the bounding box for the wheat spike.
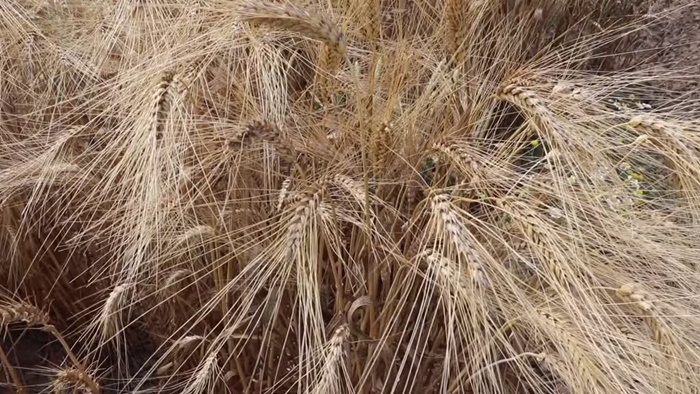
[538,311,601,392]
[148,72,174,137]
[628,116,700,208]
[176,225,216,247]
[419,249,472,294]
[616,283,675,348]
[161,269,192,298]
[332,174,368,208]
[497,198,571,286]
[52,368,100,394]
[0,302,50,327]
[432,142,489,188]
[239,1,347,56]
[182,353,219,394]
[99,284,127,339]
[429,193,487,286]
[277,177,293,211]
[371,121,392,175]
[310,324,350,394]
[174,335,206,349]
[496,82,545,112]
[446,0,468,64]
[286,186,325,259]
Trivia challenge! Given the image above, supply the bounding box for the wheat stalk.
[0,345,25,394]
[238,1,347,57]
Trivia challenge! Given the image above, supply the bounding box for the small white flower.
[593,168,608,182]
[621,196,634,208]
[605,196,621,211]
[567,175,577,185]
[629,179,640,189]
[552,82,574,95]
[619,162,631,172]
[548,206,564,219]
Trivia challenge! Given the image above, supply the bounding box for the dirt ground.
[637,0,700,96]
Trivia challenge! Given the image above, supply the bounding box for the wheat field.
[1,0,700,393]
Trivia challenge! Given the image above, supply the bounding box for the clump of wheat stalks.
[2,0,700,393]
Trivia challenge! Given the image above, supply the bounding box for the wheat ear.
[310,324,350,394]
[332,174,368,208]
[616,283,675,348]
[52,368,100,394]
[148,72,174,138]
[419,249,471,295]
[446,0,467,64]
[0,302,50,326]
[433,142,486,187]
[539,311,601,392]
[183,353,219,394]
[370,121,392,176]
[497,82,542,105]
[238,1,347,57]
[100,284,127,339]
[176,224,216,247]
[429,193,487,286]
[277,177,293,211]
[161,269,192,300]
[286,187,324,259]
[497,198,570,286]
[496,81,549,124]
[628,115,700,203]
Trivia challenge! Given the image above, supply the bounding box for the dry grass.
[1,0,700,393]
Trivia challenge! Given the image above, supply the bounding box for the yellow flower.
[628,172,645,181]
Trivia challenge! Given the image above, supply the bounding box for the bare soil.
[636,0,700,96]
